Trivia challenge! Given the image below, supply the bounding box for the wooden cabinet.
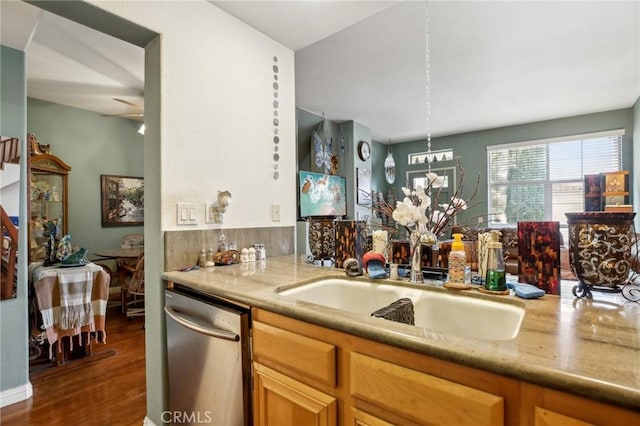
[520,383,640,426]
[252,309,640,426]
[350,352,504,426]
[351,408,394,426]
[252,309,518,426]
[252,321,336,389]
[253,362,337,426]
[29,153,71,262]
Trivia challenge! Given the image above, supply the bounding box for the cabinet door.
[521,383,640,426]
[253,362,337,426]
[29,154,71,262]
[351,408,394,426]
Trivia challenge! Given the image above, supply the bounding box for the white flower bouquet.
[380,159,479,239]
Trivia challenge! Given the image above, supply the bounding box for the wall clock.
[357,140,370,161]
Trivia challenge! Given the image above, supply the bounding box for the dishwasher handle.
[164,305,240,341]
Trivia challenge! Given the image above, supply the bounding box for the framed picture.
[101,175,144,227]
[603,171,627,193]
[299,171,346,217]
[357,168,372,206]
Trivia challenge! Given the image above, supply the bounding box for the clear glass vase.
[409,231,437,283]
[410,232,423,283]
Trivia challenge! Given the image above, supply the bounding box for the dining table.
[93,246,144,261]
[94,246,143,286]
[30,262,111,365]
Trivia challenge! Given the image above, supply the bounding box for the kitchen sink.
[277,278,525,340]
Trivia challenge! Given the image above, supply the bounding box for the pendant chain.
[425,1,431,174]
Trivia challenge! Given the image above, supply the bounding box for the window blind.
[486,130,623,226]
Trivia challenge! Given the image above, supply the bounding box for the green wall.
[27,98,144,259]
[385,108,635,228]
[298,108,634,232]
[0,45,30,400]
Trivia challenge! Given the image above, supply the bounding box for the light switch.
[177,203,198,225]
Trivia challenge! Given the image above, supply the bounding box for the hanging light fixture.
[425,1,432,174]
[384,142,396,184]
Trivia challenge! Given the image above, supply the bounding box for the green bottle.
[485,231,507,291]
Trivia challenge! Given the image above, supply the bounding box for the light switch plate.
[177,203,198,225]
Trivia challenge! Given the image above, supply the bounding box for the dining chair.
[94,261,120,309]
[121,254,145,318]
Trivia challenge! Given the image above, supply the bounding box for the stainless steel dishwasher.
[165,285,251,426]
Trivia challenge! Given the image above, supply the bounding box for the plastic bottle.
[218,233,227,252]
[485,230,507,291]
[198,249,207,267]
[448,233,466,284]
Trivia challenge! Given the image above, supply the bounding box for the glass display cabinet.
[29,154,71,262]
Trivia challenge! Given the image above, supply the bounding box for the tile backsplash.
[164,226,294,271]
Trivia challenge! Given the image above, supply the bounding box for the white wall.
[90,1,296,232]
[82,2,295,424]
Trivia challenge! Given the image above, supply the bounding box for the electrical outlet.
[271,204,280,222]
[205,202,216,224]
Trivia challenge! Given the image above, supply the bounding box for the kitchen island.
[162,255,640,425]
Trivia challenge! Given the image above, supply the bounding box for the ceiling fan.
[101,97,144,119]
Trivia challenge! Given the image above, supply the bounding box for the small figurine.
[240,248,249,263]
[213,190,232,223]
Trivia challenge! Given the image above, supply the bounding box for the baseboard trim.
[143,416,158,426]
[0,382,33,408]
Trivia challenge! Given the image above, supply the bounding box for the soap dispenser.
[198,249,207,268]
[448,233,466,284]
[485,230,507,291]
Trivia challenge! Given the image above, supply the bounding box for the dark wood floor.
[1,306,146,425]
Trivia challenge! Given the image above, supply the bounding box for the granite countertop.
[162,254,640,411]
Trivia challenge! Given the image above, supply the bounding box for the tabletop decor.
[374,159,479,283]
[566,211,637,300]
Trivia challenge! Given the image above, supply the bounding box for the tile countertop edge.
[161,255,640,411]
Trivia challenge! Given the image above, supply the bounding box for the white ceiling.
[2,1,639,143]
[0,0,145,120]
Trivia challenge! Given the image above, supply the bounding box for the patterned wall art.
[334,220,368,268]
[272,56,280,180]
[308,218,335,260]
[357,168,372,206]
[311,116,339,175]
[517,221,561,294]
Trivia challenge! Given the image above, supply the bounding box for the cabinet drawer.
[351,408,395,426]
[252,321,336,388]
[534,407,594,426]
[350,352,504,426]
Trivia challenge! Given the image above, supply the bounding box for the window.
[408,148,453,165]
[487,130,623,233]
